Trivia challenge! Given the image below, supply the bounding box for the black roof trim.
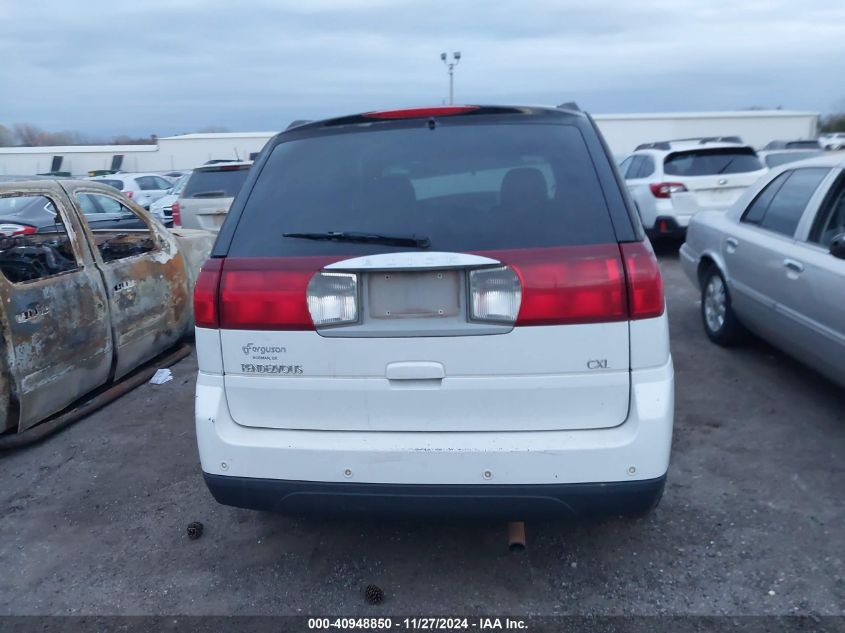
[278,105,583,134]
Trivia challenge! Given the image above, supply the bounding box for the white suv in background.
[619,138,768,240]
[820,133,845,151]
[193,104,674,520]
[87,173,174,210]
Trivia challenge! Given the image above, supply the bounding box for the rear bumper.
[203,472,666,519]
[195,355,674,517]
[646,216,687,240]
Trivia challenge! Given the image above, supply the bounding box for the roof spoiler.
[635,136,743,150]
[286,119,313,130]
[556,102,581,111]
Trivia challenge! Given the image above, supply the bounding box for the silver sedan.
[680,153,845,387]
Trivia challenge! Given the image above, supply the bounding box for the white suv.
[87,173,174,210]
[820,133,845,151]
[193,104,674,519]
[619,138,768,240]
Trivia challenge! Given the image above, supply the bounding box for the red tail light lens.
[365,106,479,119]
[649,182,687,198]
[193,258,223,328]
[481,245,627,326]
[123,190,134,199]
[197,244,663,331]
[0,223,37,237]
[620,241,665,319]
[171,201,181,227]
[218,257,341,330]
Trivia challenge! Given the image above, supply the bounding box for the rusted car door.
[64,183,192,380]
[0,184,113,432]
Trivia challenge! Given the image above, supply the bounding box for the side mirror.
[830,233,845,260]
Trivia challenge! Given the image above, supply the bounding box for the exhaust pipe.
[507,521,526,553]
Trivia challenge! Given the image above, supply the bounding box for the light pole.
[440,51,461,105]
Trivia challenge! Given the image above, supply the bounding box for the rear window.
[664,148,764,176]
[97,179,124,190]
[0,195,55,218]
[764,151,822,168]
[228,123,616,257]
[183,167,250,198]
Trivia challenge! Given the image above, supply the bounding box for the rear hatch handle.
[386,361,445,381]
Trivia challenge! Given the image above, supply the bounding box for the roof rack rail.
[635,136,743,151]
[286,119,312,130]
[634,142,671,151]
[672,136,743,144]
[556,102,581,111]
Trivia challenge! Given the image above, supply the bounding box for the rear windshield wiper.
[283,231,431,248]
[190,190,227,198]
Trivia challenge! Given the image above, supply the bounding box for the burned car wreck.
[0,180,213,438]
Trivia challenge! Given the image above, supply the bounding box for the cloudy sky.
[1,0,843,137]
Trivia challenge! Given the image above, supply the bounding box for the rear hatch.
[664,146,767,215]
[205,110,662,432]
[178,164,250,231]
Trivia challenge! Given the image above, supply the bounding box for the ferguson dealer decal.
[240,343,302,374]
[242,343,287,360]
[240,363,304,375]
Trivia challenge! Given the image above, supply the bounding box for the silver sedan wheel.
[704,274,727,333]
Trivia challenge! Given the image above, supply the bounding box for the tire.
[701,267,745,346]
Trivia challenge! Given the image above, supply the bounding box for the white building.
[0,111,820,176]
[0,132,276,176]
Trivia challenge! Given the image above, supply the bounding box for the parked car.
[758,149,824,169]
[0,180,214,436]
[819,133,845,151]
[0,189,148,235]
[149,171,192,226]
[88,172,175,210]
[761,140,821,150]
[680,154,845,387]
[619,138,768,240]
[193,104,673,519]
[175,162,251,231]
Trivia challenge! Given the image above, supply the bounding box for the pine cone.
[187,521,204,540]
[365,584,384,605]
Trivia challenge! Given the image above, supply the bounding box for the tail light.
[193,258,223,328]
[306,272,358,326]
[123,190,134,199]
[171,201,181,227]
[215,257,341,330]
[365,106,479,119]
[649,182,687,198]
[0,223,37,237]
[487,245,627,326]
[620,241,664,319]
[469,266,521,323]
[195,243,664,332]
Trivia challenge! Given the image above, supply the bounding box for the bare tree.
[13,123,43,146]
[0,124,14,147]
[820,99,845,133]
[820,114,845,133]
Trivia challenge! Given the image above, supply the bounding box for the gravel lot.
[1,251,843,617]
